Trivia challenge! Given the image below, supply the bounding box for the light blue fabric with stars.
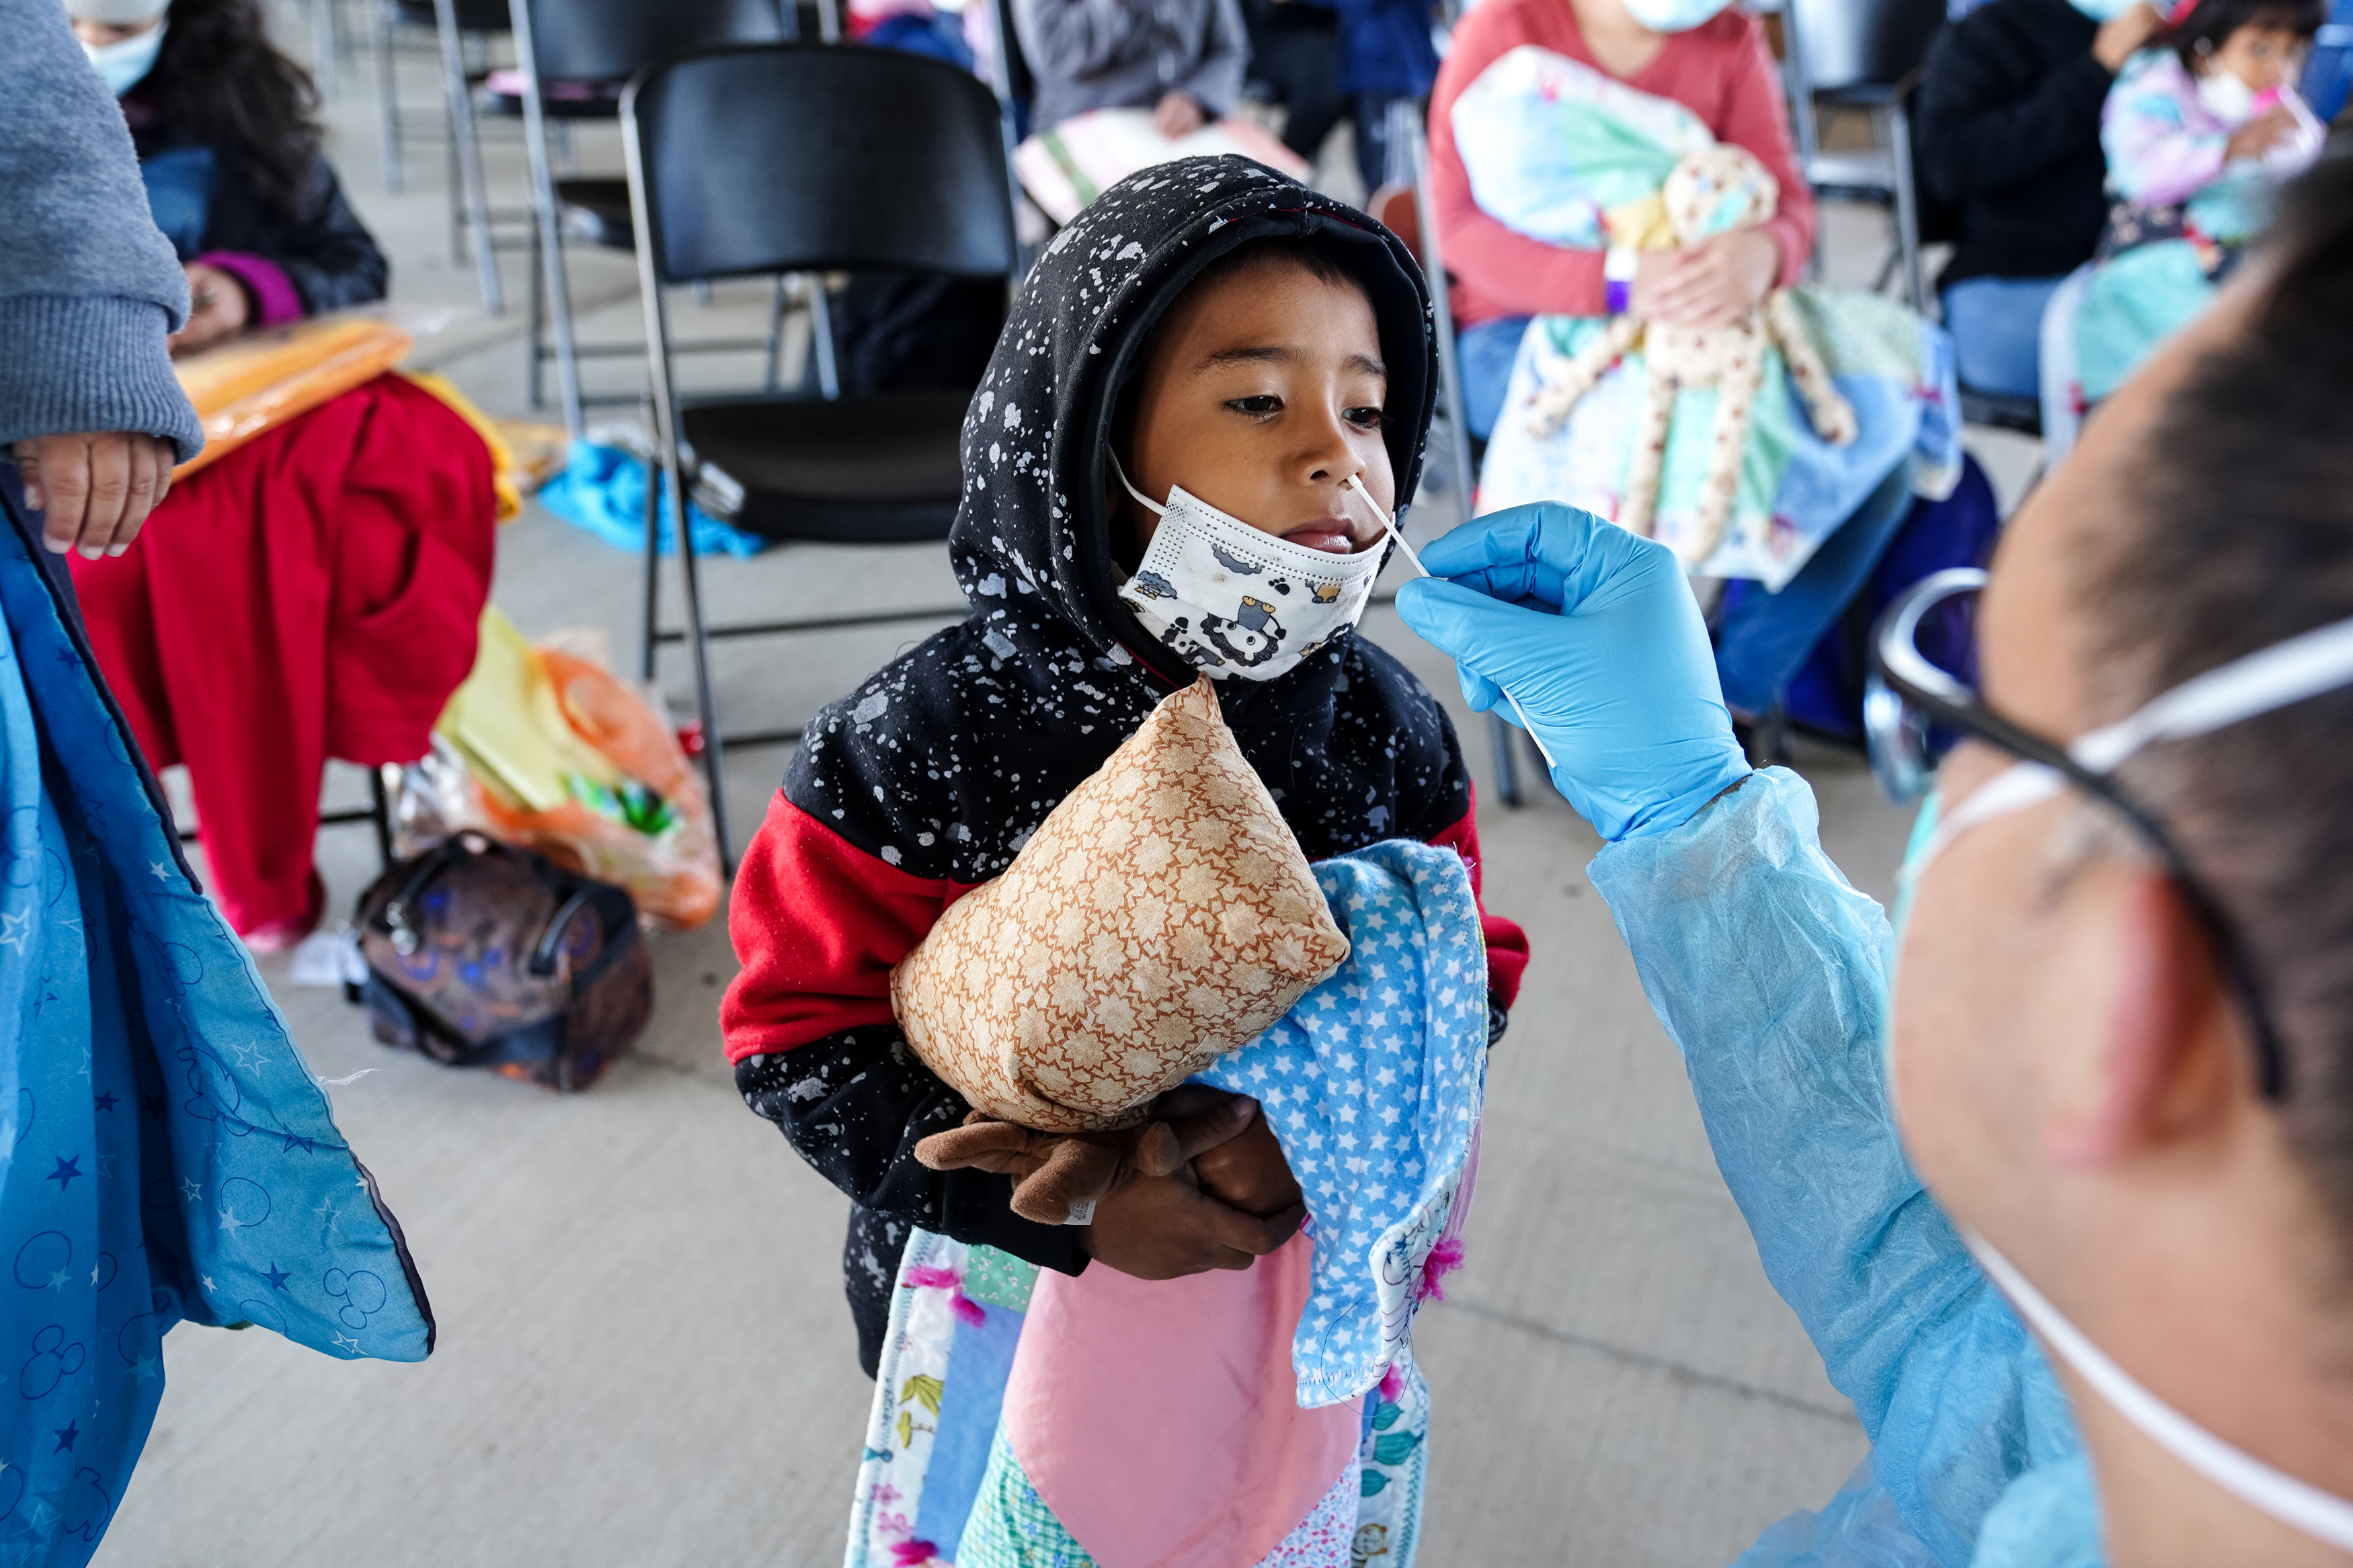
[1196,838,1488,1410]
[0,492,431,1567]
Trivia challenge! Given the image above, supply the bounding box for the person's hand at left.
[1641,230,1781,329]
[167,261,250,357]
[1154,91,1209,139]
[9,431,175,559]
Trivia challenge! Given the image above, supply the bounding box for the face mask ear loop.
[1106,451,1166,518]
[1344,474,1561,772]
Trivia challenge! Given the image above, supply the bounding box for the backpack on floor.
[350,833,651,1091]
[1778,452,2000,743]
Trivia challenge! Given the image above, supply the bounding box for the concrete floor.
[89,15,2041,1565]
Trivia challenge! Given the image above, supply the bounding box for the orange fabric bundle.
[172,316,413,478]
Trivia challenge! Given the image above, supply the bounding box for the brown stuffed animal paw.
[915,1112,1183,1225]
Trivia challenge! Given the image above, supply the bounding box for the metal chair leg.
[1490,710,1522,809]
[763,276,789,393]
[434,0,504,315]
[513,0,582,431]
[312,0,340,97]
[374,0,404,190]
[1890,104,1925,315]
[639,407,662,684]
[666,446,733,870]
[526,220,547,410]
[807,277,840,399]
[369,764,396,869]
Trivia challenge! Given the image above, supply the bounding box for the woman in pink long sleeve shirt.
[1429,0,1814,437]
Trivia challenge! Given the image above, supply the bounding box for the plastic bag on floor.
[416,608,723,930]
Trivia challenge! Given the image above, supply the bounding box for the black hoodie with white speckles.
[724,159,1523,1375]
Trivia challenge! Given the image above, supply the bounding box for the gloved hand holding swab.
[1344,474,1560,771]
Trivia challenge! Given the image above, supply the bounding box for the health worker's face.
[1118,259,1396,559]
[1886,291,2258,1251]
[2210,24,2306,93]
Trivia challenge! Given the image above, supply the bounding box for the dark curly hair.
[141,0,325,222]
[2165,0,2325,73]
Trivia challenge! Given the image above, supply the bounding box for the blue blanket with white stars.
[1196,837,1488,1410]
[0,470,432,1567]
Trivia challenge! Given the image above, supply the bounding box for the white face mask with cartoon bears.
[1111,454,1386,682]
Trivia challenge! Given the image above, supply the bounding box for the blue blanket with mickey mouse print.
[0,470,432,1566]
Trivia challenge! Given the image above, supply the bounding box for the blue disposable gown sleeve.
[1586,768,2091,1568]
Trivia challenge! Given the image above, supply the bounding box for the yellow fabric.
[1601,192,1676,253]
[435,607,621,812]
[170,315,412,478]
[891,676,1350,1132]
[403,370,528,522]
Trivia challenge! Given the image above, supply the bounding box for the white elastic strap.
[1966,1231,2353,1552]
[2072,615,2353,774]
[1345,475,1560,771]
[1899,761,2065,893]
[1107,451,1166,518]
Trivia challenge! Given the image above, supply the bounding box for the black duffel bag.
[350,833,651,1091]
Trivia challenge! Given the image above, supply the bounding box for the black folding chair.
[622,44,1021,864]
[1781,0,1945,311]
[507,0,799,434]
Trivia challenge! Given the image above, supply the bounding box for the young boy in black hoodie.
[723,157,1528,1378]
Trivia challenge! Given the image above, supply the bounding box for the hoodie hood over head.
[781,157,1469,887]
[949,155,1439,687]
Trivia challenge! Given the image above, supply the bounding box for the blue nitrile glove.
[1395,502,1751,841]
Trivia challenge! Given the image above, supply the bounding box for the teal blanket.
[0,475,432,1565]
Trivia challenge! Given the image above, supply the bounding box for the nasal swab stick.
[1346,475,1559,772]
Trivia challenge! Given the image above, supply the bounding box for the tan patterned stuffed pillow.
[890,675,1349,1132]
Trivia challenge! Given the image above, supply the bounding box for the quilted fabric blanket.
[840,838,1488,1567]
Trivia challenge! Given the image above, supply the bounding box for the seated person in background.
[67,0,387,353]
[2040,0,2323,446]
[1915,0,2167,401]
[1429,0,1810,443]
[65,0,495,952]
[2099,0,2323,259]
[1432,0,1958,726]
[1010,0,1249,136]
[1292,0,1441,194]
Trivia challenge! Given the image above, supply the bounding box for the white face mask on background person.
[81,22,165,97]
[1111,454,1386,682]
[1886,614,2353,1553]
[2196,63,2261,126]
[1618,0,1730,32]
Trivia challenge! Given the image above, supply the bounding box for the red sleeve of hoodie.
[1428,0,1816,328]
[721,793,982,1064]
[723,787,1529,1065]
[1427,794,1529,1009]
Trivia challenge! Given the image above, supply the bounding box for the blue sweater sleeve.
[0,0,202,458]
[1587,768,2084,1568]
